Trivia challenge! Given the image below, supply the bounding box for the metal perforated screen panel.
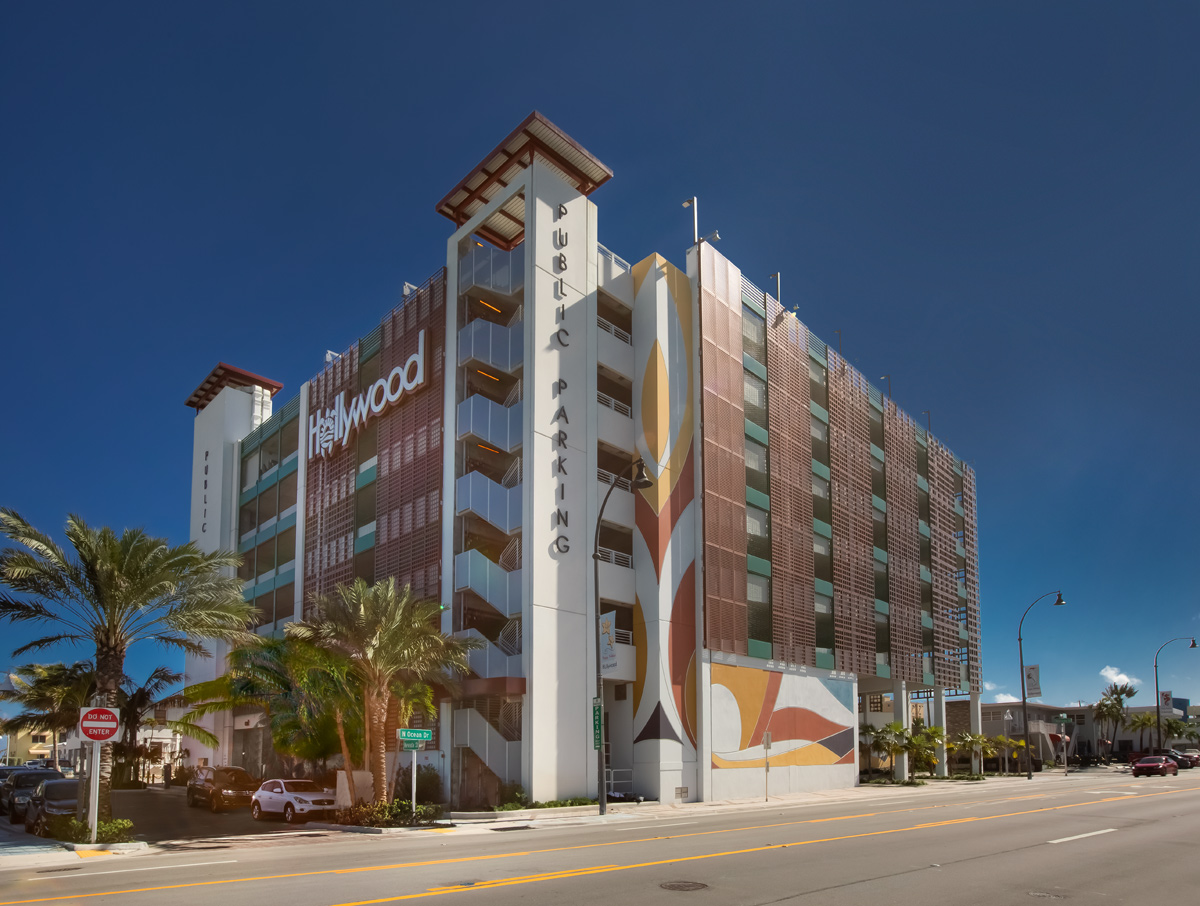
[764,293,815,664]
[928,440,963,690]
[885,404,923,683]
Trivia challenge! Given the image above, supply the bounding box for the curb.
[305,823,437,835]
[448,804,601,822]
[61,842,149,852]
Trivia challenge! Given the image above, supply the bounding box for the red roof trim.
[186,362,284,411]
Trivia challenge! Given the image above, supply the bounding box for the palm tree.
[905,725,946,777]
[1162,717,1188,749]
[870,721,911,782]
[953,731,994,774]
[0,510,256,819]
[178,637,365,797]
[115,666,181,786]
[991,734,1020,774]
[858,722,878,778]
[287,578,478,804]
[0,661,94,770]
[1127,712,1156,751]
[1093,696,1126,763]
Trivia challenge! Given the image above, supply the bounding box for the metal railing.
[597,468,632,492]
[597,391,632,418]
[498,535,522,571]
[498,617,522,656]
[596,547,633,569]
[502,456,523,489]
[597,243,631,273]
[605,767,633,796]
[597,316,632,346]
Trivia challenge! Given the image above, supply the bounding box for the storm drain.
[1028,893,1065,900]
[661,881,708,892]
[492,825,532,832]
[37,868,81,874]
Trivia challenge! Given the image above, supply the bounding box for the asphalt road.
[2,770,1197,906]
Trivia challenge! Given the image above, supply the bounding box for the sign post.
[763,732,772,802]
[79,706,120,844]
[397,729,433,812]
[592,697,602,751]
[1055,714,1070,777]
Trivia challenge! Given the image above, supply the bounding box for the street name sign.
[397,728,433,741]
[401,741,424,751]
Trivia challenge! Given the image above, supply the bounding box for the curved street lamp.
[593,457,652,816]
[1018,590,1065,779]
[1154,636,1197,752]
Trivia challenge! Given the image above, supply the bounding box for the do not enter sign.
[79,707,120,742]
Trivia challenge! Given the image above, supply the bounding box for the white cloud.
[1100,665,1142,687]
[984,681,998,691]
[993,693,1020,703]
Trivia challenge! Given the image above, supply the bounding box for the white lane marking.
[26,859,238,880]
[1048,828,1117,844]
[618,822,699,832]
[1089,790,1137,795]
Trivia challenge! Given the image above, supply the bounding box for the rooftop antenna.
[682,197,698,245]
[769,272,781,306]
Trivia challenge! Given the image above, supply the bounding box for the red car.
[1132,756,1178,777]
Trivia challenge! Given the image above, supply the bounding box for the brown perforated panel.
[884,405,923,684]
[962,465,982,692]
[303,269,447,614]
[699,246,748,654]
[304,350,359,610]
[826,353,875,677]
[375,270,447,602]
[928,440,962,690]
[764,295,814,665]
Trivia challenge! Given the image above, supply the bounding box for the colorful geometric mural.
[710,662,856,769]
[629,253,698,770]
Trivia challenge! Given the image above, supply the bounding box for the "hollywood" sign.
[308,330,426,460]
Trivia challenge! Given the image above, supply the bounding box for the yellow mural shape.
[642,340,670,464]
[711,742,840,770]
[711,662,772,751]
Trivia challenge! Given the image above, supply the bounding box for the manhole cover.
[1029,893,1064,900]
[661,881,708,892]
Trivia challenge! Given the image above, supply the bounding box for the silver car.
[251,779,336,824]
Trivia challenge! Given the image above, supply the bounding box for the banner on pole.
[1160,690,1173,710]
[1024,664,1041,698]
[600,612,618,673]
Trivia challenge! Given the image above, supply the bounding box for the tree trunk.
[334,710,358,805]
[51,729,60,772]
[370,689,390,804]
[94,646,125,823]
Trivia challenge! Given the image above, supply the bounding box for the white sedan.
[251,779,336,824]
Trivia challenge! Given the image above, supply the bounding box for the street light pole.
[1154,637,1197,752]
[593,458,652,816]
[1018,590,1065,780]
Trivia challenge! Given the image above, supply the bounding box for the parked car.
[1132,756,1178,778]
[186,765,258,812]
[1149,749,1193,770]
[2,770,65,822]
[1180,748,1200,767]
[251,779,337,824]
[23,779,79,836]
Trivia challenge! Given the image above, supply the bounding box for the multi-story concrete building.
[184,112,982,804]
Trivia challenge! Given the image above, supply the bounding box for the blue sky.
[2,2,1198,718]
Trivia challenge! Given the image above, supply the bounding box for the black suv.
[1,769,64,822]
[24,778,79,835]
[186,766,258,812]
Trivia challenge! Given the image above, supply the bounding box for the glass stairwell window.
[746,505,771,561]
[812,473,832,524]
[747,574,771,647]
[744,372,768,429]
[742,306,766,364]
[808,358,828,411]
[745,437,769,496]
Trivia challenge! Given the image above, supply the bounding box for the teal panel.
[869,392,884,412]
[747,639,773,660]
[872,495,887,513]
[917,475,929,493]
[809,399,829,423]
[815,650,836,670]
[242,586,254,602]
[279,455,299,479]
[874,599,890,615]
[921,612,933,629]
[808,344,827,367]
[919,520,931,538]
[354,531,376,555]
[958,583,968,599]
[747,555,772,578]
[959,624,969,640]
[873,547,888,564]
[876,664,892,679]
[239,486,257,506]
[742,354,767,380]
[254,523,278,546]
[254,576,276,596]
[746,486,770,511]
[745,419,768,445]
[811,459,831,481]
[356,465,378,490]
[870,443,885,462]
[814,578,834,598]
[238,536,255,554]
[256,469,279,496]
[813,518,832,539]
[953,459,963,475]
[955,501,965,517]
[920,565,932,583]
[923,672,936,685]
[915,429,928,448]
[274,567,296,588]
[956,543,967,559]
[741,293,766,317]
[276,511,297,534]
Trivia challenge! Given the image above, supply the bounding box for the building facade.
[184,113,982,803]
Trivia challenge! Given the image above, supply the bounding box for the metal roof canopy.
[185,362,283,411]
[435,111,613,251]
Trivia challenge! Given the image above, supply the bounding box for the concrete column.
[931,687,948,777]
[892,680,909,781]
[969,691,983,773]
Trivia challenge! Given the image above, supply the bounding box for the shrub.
[45,817,135,844]
[497,781,528,808]
[171,765,197,787]
[337,799,443,828]
[393,764,443,804]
